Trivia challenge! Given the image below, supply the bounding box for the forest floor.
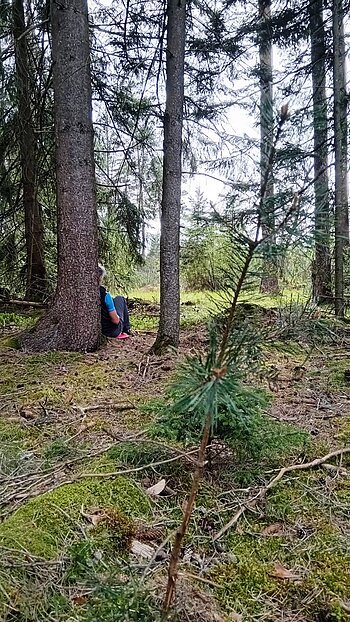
[0,294,349,622]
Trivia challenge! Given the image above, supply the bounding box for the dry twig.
[213,446,350,541]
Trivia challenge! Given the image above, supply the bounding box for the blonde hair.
[98,263,106,280]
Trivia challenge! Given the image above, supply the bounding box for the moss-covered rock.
[0,460,151,559]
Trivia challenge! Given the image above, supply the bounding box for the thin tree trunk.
[333,0,349,318]
[309,0,332,304]
[151,0,186,354]
[259,0,279,295]
[137,145,147,260]
[22,0,100,352]
[13,0,47,301]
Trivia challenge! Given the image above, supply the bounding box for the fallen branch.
[213,446,350,541]
[5,299,48,308]
[73,402,136,415]
[79,447,202,479]
[5,447,205,508]
[102,426,198,464]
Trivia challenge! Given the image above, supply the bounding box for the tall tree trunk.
[22,0,100,352]
[309,0,332,304]
[259,0,279,295]
[333,0,349,318]
[151,0,186,353]
[13,0,47,301]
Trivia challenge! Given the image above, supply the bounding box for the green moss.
[43,438,71,460]
[265,472,349,527]
[0,351,125,407]
[212,530,350,620]
[131,313,158,331]
[0,419,29,443]
[211,465,350,620]
[0,334,21,349]
[0,458,151,559]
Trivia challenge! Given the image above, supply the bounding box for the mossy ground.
[0,458,150,558]
[0,293,349,621]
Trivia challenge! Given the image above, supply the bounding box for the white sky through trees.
[90,0,349,242]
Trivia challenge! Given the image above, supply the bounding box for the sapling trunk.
[163,417,211,609]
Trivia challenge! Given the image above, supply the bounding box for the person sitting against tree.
[99,264,131,339]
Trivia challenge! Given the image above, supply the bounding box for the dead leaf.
[228,613,243,622]
[131,539,155,559]
[261,523,284,536]
[71,594,88,606]
[80,505,107,527]
[77,420,97,434]
[146,478,166,496]
[270,562,302,581]
[19,408,36,420]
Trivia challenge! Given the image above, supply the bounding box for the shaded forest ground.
[0,293,349,621]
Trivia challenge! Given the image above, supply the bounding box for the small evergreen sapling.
[163,104,302,610]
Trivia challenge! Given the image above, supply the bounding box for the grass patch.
[0,312,36,329]
[127,287,309,307]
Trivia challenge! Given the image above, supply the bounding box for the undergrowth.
[0,312,36,329]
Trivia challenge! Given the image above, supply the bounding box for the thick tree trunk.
[259,0,279,295]
[22,0,100,352]
[333,0,349,318]
[151,0,186,353]
[309,0,332,304]
[13,0,47,302]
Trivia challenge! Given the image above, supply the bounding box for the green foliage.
[43,438,71,461]
[76,576,162,622]
[0,312,35,328]
[275,300,340,345]
[132,235,160,289]
[153,384,309,463]
[156,363,268,444]
[181,192,232,291]
[151,314,270,454]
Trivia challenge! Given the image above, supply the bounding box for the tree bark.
[309,0,332,304]
[21,0,100,352]
[259,0,279,295]
[333,0,349,318]
[151,0,186,354]
[13,0,48,302]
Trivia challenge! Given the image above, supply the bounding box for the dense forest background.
[1,0,349,320]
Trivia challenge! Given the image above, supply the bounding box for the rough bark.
[151,0,186,354]
[309,0,332,304]
[259,0,279,295]
[13,0,47,301]
[22,0,100,352]
[333,0,349,318]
